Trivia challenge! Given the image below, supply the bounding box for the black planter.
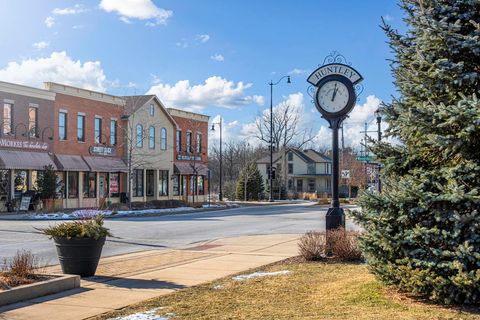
[53,236,106,277]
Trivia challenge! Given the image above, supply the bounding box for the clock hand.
[331,84,338,102]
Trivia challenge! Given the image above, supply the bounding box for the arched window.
[136,124,143,148]
[161,127,167,150]
[149,126,155,149]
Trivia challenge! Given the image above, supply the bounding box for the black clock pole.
[326,118,345,231]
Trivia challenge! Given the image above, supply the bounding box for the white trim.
[59,108,68,113]
[28,103,39,108]
[77,112,86,116]
[3,99,14,104]
[95,115,102,119]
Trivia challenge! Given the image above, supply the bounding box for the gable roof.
[122,95,178,129]
[256,148,330,164]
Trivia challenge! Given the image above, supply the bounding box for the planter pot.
[53,237,106,277]
[43,198,63,211]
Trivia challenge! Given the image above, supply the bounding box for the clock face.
[317,80,350,114]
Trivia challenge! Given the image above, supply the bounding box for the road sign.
[341,170,350,179]
[356,155,373,162]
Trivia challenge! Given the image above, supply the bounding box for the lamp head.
[211,124,215,131]
[287,76,291,84]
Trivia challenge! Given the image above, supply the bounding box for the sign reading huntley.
[89,146,116,156]
[0,138,48,151]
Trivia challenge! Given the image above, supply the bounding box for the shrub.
[327,228,363,262]
[39,215,111,240]
[0,250,42,289]
[298,231,325,261]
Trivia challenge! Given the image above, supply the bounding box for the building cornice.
[44,82,125,106]
[167,108,210,122]
[0,81,56,101]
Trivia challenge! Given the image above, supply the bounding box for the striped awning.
[54,154,90,171]
[0,150,57,170]
[83,156,128,172]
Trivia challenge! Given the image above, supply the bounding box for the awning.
[0,150,57,170]
[54,154,90,171]
[83,156,128,172]
[174,163,208,176]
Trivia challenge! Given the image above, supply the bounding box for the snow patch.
[212,284,224,290]
[232,270,290,281]
[108,308,169,320]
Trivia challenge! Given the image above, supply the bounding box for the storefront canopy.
[0,150,57,170]
[174,163,209,176]
[83,156,128,172]
[54,154,90,171]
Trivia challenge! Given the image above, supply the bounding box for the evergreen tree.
[351,0,480,304]
[236,162,264,201]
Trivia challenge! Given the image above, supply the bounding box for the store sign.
[89,146,116,156]
[0,138,48,150]
[177,154,201,161]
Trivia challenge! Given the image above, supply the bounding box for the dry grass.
[92,261,480,320]
[0,250,46,290]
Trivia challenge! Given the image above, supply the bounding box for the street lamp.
[268,75,291,202]
[211,118,223,201]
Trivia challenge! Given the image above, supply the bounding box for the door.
[99,173,108,199]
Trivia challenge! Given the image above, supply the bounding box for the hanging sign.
[89,146,116,156]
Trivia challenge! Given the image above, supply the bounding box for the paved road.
[0,203,359,265]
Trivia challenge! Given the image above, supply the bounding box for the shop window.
[94,117,102,144]
[176,130,181,151]
[136,124,143,148]
[55,172,65,198]
[182,175,187,195]
[133,169,144,197]
[190,175,196,195]
[67,172,79,198]
[146,170,155,196]
[3,103,13,135]
[14,170,28,198]
[109,173,119,197]
[110,120,117,145]
[172,175,179,196]
[59,112,67,140]
[0,170,9,196]
[158,170,168,196]
[149,127,155,149]
[83,172,97,198]
[196,133,202,153]
[28,107,38,138]
[197,176,204,195]
[161,128,167,150]
[77,115,85,142]
[186,132,192,153]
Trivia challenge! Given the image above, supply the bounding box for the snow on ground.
[29,205,229,220]
[232,270,290,281]
[108,308,169,320]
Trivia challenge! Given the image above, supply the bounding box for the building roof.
[44,82,125,105]
[0,81,56,101]
[167,108,210,122]
[122,95,178,129]
[256,148,330,164]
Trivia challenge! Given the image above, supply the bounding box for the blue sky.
[0,0,404,147]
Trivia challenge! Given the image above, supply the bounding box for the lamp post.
[268,75,291,202]
[375,109,382,192]
[211,118,223,201]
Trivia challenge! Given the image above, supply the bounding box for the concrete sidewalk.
[0,234,300,320]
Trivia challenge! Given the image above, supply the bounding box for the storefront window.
[83,172,97,198]
[190,175,196,195]
[182,175,187,196]
[159,170,168,196]
[172,175,179,196]
[14,170,28,198]
[109,173,119,197]
[146,170,155,196]
[56,172,65,198]
[31,170,43,191]
[133,169,144,197]
[68,172,79,198]
[197,176,204,195]
[0,170,9,196]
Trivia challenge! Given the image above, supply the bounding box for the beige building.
[257,148,332,197]
[123,95,178,203]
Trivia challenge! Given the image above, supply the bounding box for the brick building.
[167,108,209,203]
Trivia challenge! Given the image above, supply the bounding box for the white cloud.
[209,115,240,142]
[99,0,172,26]
[32,41,49,50]
[52,4,85,15]
[176,40,188,48]
[147,76,263,111]
[383,14,393,22]
[45,16,55,28]
[210,53,224,62]
[72,25,85,29]
[195,34,210,43]
[288,68,307,75]
[0,51,107,92]
[313,95,383,148]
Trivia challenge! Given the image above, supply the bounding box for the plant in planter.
[39,215,111,277]
[36,165,63,211]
